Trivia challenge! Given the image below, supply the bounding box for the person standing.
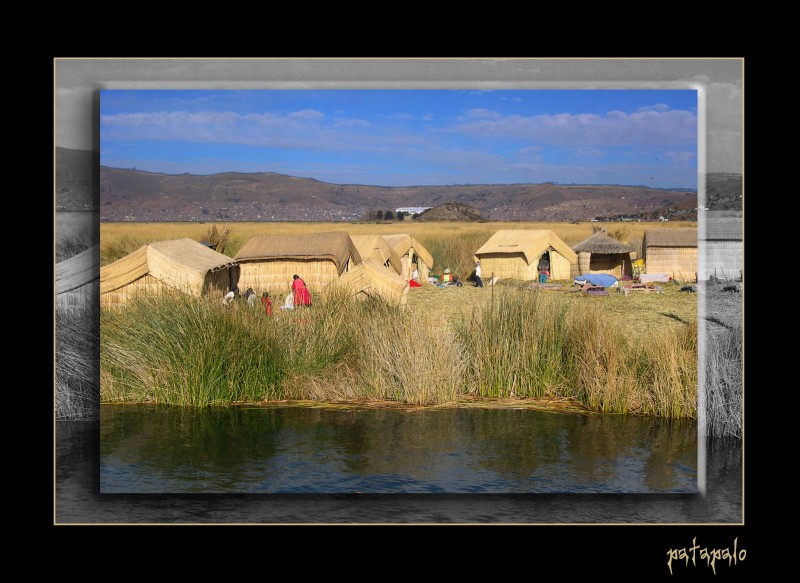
[292,274,312,306]
[281,291,294,310]
[537,254,550,284]
[261,292,273,316]
[223,287,239,306]
[246,287,258,307]
[474,260,484,288]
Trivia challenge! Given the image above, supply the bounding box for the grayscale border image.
[54,58,743,524]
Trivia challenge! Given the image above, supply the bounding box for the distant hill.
[56,147,99,211]
[705,173,742,210]
[417,203,486,222]
[50,147,700,221]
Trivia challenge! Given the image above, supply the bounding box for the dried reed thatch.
[644,227,698,281]
[331,258,409,306]
[234,231,362,294]
[56,244,100,308]
[474,230,577,281]
[350,234,403,274]
[100,238,237,306]
[382,234,435,281]
[701,212,742,280]
[571,230,635,278]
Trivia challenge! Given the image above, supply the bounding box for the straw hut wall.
[570,230,636,278]
[350,235,403,275]
[474,230,577,281]
[100,238,238,307]
[332,258,409,307]
[382,234,435,281]
[644,228,698,282]
[233,231,361,294]
[701,212,742,280]
[56,244,100,309]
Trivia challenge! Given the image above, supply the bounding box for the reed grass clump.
[101,286,699,418]
[101,289,468,407]
[56,306,99,419]
[704,326,742,438]
[457,289,698,418]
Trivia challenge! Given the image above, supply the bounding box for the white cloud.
[665,150,696,163]
[636,103,670,112]
[449,107,697,147]
[287,109,325,121]
[334,118,372,128]
[101,109,332,147]
[463,108,502,119]
[575,147,604,158]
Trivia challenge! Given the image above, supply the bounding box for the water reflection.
[100,405,697,494]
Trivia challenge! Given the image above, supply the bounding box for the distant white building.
[395,207,430,214]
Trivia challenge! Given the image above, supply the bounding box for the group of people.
[435,261,484,288]
[222,274,312,315]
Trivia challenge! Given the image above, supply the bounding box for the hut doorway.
[229,264,241,292]
[537,251,551,283]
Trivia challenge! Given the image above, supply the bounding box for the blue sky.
[100,89,698,189]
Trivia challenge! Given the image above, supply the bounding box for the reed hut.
[643,228,697,282]
[234,231,362,294]
[350,235,403,275]
[701,211,742,280]
[56,244,100,309]
[571,229,636,278]
[474,230,577,281]
[100,238,238,307]
[332,258,409,307]
[382,234,435,281]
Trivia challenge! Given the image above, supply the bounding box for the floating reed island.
[90,220,742,436]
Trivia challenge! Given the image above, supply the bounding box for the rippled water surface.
[99,405,697,494]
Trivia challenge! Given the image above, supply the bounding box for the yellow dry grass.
[100,221,697,265]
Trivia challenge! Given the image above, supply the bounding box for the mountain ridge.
[55,148,710,220]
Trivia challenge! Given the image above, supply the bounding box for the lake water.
[99,405,697,494]
[57,417,742,523]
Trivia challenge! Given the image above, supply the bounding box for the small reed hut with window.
[381,234,435,282]
[571,229,636,278]
[474,230,577,281]
[701,211,742,280]
[100,238,239,307]
[643,227,698,282]
[233,231,362,294]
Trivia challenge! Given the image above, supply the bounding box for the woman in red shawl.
[291,274,312,306]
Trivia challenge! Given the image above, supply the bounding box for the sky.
[100,89,698,189]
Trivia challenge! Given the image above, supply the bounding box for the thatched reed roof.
[56,244,99,294]
[704,213,742,241]
[573,230,635,254]
[475,230,577,264]
[333,258,409,306]
[234,231,361,275]
[100,238,236,295]
[382,234,435,268]
[645,228,698,248]
[350,235,403,274]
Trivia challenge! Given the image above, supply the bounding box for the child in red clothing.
[261,292,273,316]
